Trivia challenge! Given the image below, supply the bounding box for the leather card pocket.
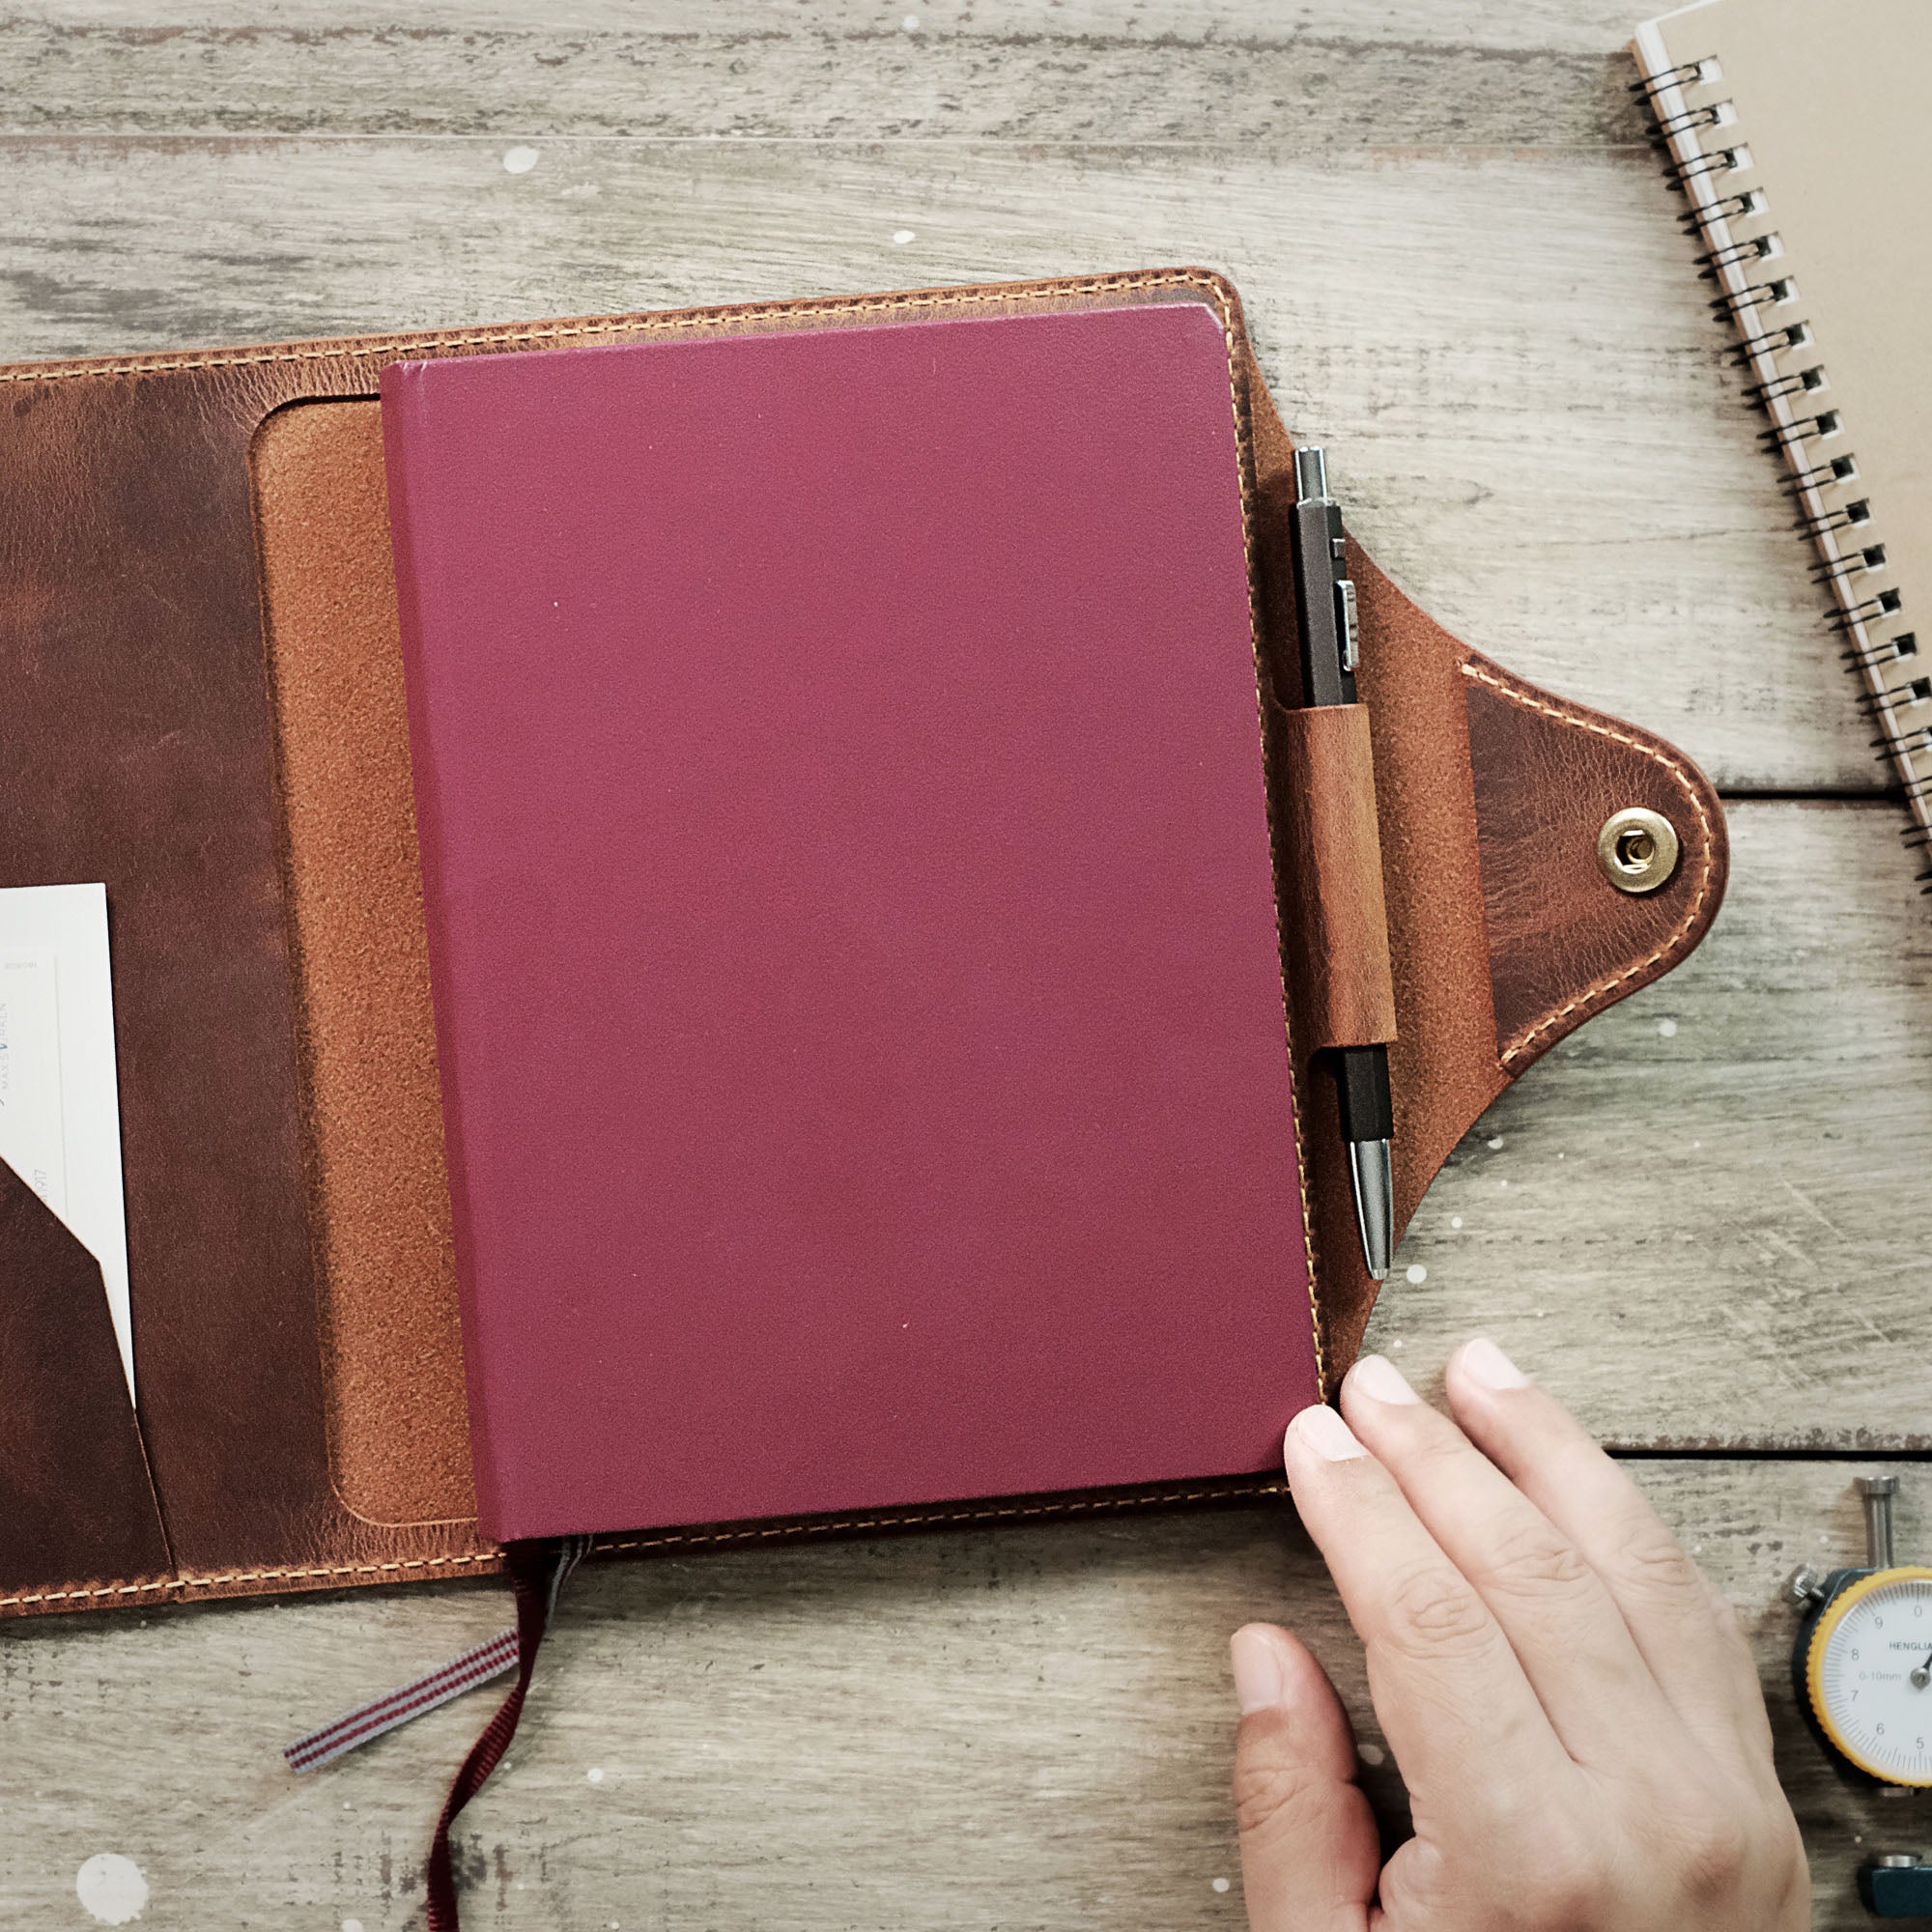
[0,1154,172,1609]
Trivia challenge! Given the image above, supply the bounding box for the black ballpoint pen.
[1287,446,1395,1282]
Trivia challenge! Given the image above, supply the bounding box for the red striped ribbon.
[281,1537,588,1930]
[283,1627,522,1774]
[425,1540,583,1931]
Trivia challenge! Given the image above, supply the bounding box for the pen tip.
[1368,1265,1389,1283]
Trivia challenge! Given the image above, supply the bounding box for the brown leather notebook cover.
[0,270,1727,1620]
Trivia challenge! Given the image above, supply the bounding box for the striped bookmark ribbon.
[282,1537,590,1777]
[282,1538,589,1930]
[283,1626,524,1775]
[424,1538,591,1932]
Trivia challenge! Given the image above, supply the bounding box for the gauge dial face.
[1806,1567,1932,1786]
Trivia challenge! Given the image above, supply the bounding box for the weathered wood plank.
[1383,798,1932,1450]
[1,1457,1918,1929]
[0,137,1873,793]
[0,2,1697,62]
[0,13,1650,149]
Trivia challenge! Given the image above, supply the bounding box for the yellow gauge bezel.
[1804,1565,1932,1786]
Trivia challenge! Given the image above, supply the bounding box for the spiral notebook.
[1632,0,1932,877]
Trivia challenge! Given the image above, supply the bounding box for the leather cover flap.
[1244,372,1726,1374]
[1463,655,1726,1070]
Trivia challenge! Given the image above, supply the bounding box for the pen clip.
[1337,578,1360,673]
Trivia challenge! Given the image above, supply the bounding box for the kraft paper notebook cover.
[380,302,1317,1543]
[1632,0,1932,867]
[0,270,1729,1618]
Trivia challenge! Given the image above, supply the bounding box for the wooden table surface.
[5,2,1929,1925]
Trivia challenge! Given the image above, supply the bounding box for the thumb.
[1230,1624,1379,1932]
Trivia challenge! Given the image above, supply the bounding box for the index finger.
[1283,1402,1573,1825]
[1442,1341,1775,1776]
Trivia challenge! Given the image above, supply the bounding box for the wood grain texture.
[0,2,1704,59]
[5,4,1926,1927]
[0,13,1651,148]
[0,136,1874,792]
[1,1460,1921,1929]
[1380,800,1932,1451]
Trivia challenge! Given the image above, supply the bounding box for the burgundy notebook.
[381,298,1317,1544]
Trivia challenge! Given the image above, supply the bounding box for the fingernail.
[1287,1403,1367,1462]
[1349,1353,1419,1406]
[1230,1626,1287,1714]
[1460,1337,1529,1390]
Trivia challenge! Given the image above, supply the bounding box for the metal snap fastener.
[1597,807,1680,895]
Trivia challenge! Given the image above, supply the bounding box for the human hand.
[1228,1340,1808,1931]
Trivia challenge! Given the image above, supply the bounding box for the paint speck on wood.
[74,1856,147,1928]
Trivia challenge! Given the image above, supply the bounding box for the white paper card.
[0,885,133,1399]
[0,951,69,1213]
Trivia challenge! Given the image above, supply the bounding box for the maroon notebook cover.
[381,297,1318,1544]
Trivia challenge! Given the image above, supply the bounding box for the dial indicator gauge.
[1804,1566,1932,1785]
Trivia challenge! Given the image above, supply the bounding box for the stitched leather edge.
[1,269,1324,1612]
[0,1577,181,1610]
[591,1479,1292,1555]
[3,1478,1299,1609]
[1228,352,1325,1398]
[1458,657,1718,1068]
[1,1558,492,1610]
[2,270,1225,384]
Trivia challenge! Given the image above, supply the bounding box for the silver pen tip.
[1347,1137,1395,1282]
[1293,445,1330,501]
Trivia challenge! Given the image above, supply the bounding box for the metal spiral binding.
[1794,498,1870,540]
[1828,588,1905,635]
[1682,189,1762,231]
[1757,409,1841,454]
[1812,548,1888,588]
[1694,235,1780,278]
[1724,321,1806,367]
[1782,453,1859,494]
[1660,144,1748,190]
[1708,275,1797,321]
[1742,366,1826,407]
[1632,52,1930,885]
[1843,632,1917,673]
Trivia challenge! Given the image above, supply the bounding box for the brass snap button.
[1597,807,1680,895]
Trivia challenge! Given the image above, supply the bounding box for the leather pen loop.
[1269,700,1398,1053]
